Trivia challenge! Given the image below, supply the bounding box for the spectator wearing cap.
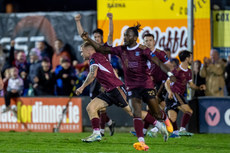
[52,39,71,71]
[55,58,77,96]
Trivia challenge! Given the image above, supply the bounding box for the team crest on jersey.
[90,58,95,65]
[135,51,140,56]
[128,91,132,96]
[164,55,169,61]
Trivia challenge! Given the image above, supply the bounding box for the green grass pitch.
[0,132,229,153]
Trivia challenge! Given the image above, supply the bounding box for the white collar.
[179,64,188,72]
[127,43,139,50]
[152,48,156,53]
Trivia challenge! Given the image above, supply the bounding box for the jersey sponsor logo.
[90,58,95,65]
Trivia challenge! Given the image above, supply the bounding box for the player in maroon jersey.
[76,42,168,150]
[75,13,116,137]
[143,33,173,135]
[165,50,205,137]
[81,24,174,150]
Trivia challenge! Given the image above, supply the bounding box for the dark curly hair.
[127,22,141,37]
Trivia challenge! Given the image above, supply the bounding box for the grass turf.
[0,132,229,153]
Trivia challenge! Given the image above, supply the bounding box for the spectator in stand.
[1,68,11,96]
[36,41,53,62]
[27,48,42,84]
[52,39,71,70]
[225,55,230,96]
[2,40,29,95]
[2,67,23,113]
[55,57,77,96]
[193,60,206,97]
[200,49,226,96]
[33,57,55,96]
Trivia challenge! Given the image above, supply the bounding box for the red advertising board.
[0,97,82,133]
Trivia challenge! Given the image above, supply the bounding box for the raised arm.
[75,65,98,95]
[81,32,112,54]
[75,14,84,36]
[107,13,113,46]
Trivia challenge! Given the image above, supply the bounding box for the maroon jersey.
[111,44,154,90]
[89,52,123,92]
[148,48,169,83]
[170,65,192,95]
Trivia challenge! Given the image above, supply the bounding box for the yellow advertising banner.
[213,10,230,47]
[98,0,211,61]
[213,10,230,58]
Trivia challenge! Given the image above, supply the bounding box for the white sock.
[173,130,179,135]
[150,127,158,133]
[180,127,186,131]
[138,137,145,142]
[107,119,112,126]
[93,129,100,135]
[143,128,147,134]
[155,121,162,130]
[100,129,105,134]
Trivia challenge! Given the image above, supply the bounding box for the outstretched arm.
[81,32,112,54]
[107,13,113,46]
[151,56,176,82]
[75,14,84,36]
[75,65,98,95]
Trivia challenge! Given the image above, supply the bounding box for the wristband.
[167,72,173,77]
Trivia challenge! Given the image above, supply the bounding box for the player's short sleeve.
[111,46,122,57]
[89,54,99,67]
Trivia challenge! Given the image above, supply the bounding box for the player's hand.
[168,91,173,99]
[76,86,84,96]
[107,13,113,20]
[81,31,88,41]
[199,84,206,90]
[75,14,81,21]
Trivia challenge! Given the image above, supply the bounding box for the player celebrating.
[165,50,205,137]
[76,42,168,150]
[81,23,174,150]
[143,33,172,136]
[75,13,116,137]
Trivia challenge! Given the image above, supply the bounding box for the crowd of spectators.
[0,40,90,97]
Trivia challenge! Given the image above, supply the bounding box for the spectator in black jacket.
[33,57,55,96]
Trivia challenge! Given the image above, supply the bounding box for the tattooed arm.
[75,65,98,95]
